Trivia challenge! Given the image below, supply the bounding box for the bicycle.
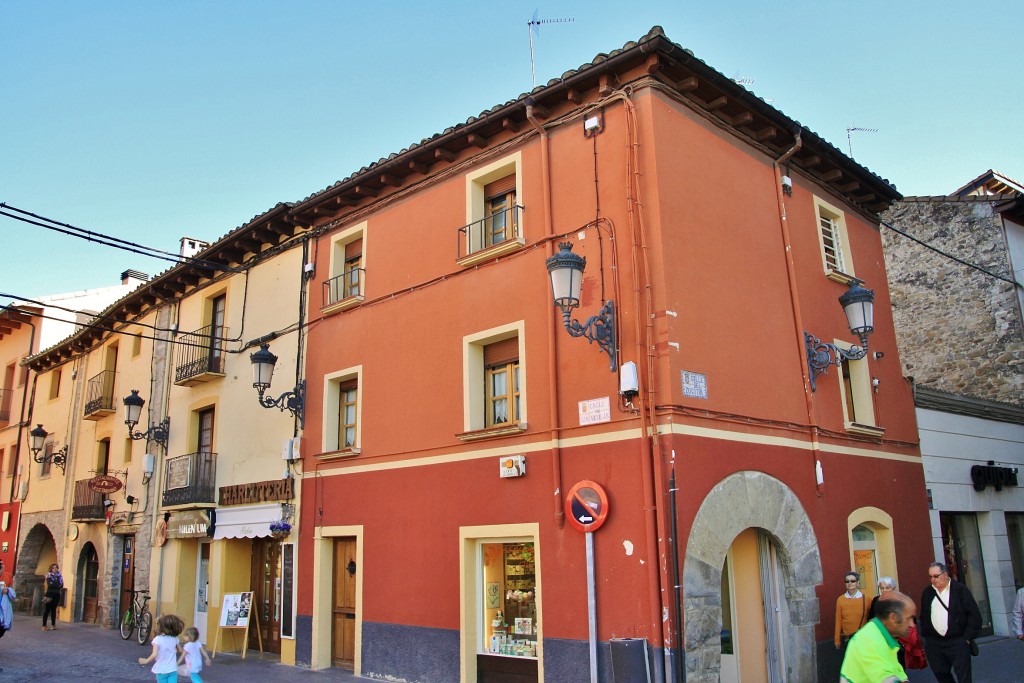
[119,588,153,644]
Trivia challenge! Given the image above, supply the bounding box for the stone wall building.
[881,170,1024,636]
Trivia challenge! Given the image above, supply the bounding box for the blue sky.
[2,1,1021,298]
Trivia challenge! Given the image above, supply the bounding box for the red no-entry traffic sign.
[565,480,609,533]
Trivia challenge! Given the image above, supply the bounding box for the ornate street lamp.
[123,390,170,448]
[250,343,305,426]
[28,424,68,474]
[545,242,616,372]
[804,279,876,391]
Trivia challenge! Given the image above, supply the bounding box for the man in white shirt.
[1012,586,1024,640]
[919,562,981,683]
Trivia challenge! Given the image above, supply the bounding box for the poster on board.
[219,592,253,628]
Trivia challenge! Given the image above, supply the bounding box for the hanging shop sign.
[971,463,1019,492]
[88,475,124,494]
[565,480,610,533]
[166,510,211,539]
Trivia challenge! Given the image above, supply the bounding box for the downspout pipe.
[8,311,36,503]
[772,128,825,493]
[526,99,565,529]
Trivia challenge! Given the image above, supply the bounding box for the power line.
[0,202,243,273]
[880,219,1022,289]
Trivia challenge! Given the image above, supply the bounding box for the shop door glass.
[1007,513,1024,590]
[249,538,281,653]
[940,512,993,634]
[194,542,210,632]
[120,535,135,622]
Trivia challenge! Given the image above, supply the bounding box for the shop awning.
[213,503,281,540]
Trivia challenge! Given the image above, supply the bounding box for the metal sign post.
[565,480,610,683]
[586,530,597,683]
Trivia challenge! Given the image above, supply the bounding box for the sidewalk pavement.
[906,634,1024,683]
[3,617,1023,681]
[0,618,370,682]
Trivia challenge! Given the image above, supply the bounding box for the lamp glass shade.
[29,424,47,452]
[123,390,145,426]
[839,282,875,337]
[545,242,586,313]
[250,344,278,389]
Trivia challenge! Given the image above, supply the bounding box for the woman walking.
[0,581,16,639]
[42,563,62,631]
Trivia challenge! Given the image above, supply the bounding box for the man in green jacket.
[840,591,917,683]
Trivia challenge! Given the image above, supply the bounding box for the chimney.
[180,236,210,259]
[121,270,150,286]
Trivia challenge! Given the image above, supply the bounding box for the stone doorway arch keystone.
[683,471,822,682]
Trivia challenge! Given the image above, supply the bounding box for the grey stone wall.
[881,198,1024,406]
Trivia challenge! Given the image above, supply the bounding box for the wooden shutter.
[484,174,516,199]
[345,238,362,260]
[484,337,518,367]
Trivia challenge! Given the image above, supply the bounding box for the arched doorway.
[13,523,59,615]
[684,471,823,682]
[77,542,99,623]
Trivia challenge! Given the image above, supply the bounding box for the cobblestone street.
[0,619,367,682]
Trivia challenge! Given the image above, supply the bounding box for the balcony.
[321,268,365,314]
[174,325,227,386]
[457,205,525,266]
[0,388,12,425]
[162,451,217,508]
[71,479,105,521]
[83,370,116,420]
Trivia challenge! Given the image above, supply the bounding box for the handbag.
[896,623,927,669]
[42,596,52,605]
[969,639,979,657]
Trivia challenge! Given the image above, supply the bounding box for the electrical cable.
[0,202,244,273]
[879,219,1022,289]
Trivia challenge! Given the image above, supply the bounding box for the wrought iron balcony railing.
[71,479,105,521]
[322,268,365,309]
[174,325,228,386]
[83,370,116,420]
[162,451,217,507]
[457,205,524,260]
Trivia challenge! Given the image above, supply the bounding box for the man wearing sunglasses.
[919,561,981,682]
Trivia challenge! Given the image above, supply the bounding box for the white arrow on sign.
[580,515,593,522]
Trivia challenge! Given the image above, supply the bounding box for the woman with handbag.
[41,563,62,631]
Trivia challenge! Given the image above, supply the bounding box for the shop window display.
[482,542,537,658]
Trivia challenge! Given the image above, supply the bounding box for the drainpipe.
[526,99,565,529]
[772,128,825,493]
[8,312,36,503]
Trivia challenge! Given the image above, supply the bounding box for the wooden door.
[332,538,357,669]
[119,535,135,622]
[82,543,99,623]
[249,538,281,654]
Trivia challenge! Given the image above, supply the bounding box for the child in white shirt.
[178,625,213,682]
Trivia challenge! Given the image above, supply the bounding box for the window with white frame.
[460,153,524,264]
[836,341,883,435]
[461,323,526,438]
[323,223,366,311]
[323,367,361,455]
[814,196,855,282]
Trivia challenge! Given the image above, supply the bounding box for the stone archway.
[683,471,822,682]
[13,522,59,614]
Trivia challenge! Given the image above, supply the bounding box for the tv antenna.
[528,10,574,88]
[731,72,755,87]
[846,127,878,157]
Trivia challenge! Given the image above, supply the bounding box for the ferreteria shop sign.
[166,510,211,539]
[219,478,294,506]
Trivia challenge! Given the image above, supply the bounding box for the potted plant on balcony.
[269,519,292,540]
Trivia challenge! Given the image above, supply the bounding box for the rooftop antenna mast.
[528,10,574,88]
[846,126,878,157]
